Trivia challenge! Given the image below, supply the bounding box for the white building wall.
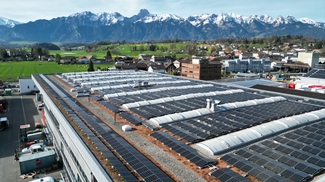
[224,58,271,73]
[19,78,38,94]
[298,52,320,68]
[32,75,113,182]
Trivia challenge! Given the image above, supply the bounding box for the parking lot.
[0,95,62,181]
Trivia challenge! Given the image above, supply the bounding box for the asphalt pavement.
[0,95,53,182]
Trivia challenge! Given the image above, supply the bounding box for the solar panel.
[210,168,250,182]
[119,112,143,126]
[221,154,289,181]
[151,132,215,168]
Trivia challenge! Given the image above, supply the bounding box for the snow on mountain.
[0,17,21,27]
[1,9,324,42]
[299,18,325,28]
[136,13,184,23]
[68,11,124,25]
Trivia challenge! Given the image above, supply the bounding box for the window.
[27,86,30,89]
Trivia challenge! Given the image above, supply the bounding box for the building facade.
[32,75,113,182]
[224,58,271,73]
[181,58,222,80]
[297,52,320,68]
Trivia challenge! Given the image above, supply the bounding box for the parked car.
[37,103,45,110]
[0,117,9,131]
[30,90,40,95]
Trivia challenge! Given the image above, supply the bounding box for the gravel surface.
[78,97,206,182]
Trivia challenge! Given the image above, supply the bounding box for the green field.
[0,61,114,82]
[50,43,191,59]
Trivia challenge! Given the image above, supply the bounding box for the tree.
[88,60,95,72]
[0,47,9,59]
[106,50,112,59]
[314,41,323,49]
[55,54,61,64]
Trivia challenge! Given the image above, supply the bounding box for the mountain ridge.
[0,9,324,42]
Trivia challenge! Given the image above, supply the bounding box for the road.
[0,95,41,181]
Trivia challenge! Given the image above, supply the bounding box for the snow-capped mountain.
[0,9,324,42]
[64,11,125,26]
[186,13,324,28]
[0,17,21,27]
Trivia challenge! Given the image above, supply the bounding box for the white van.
[22,143,46,153]
[28,176,55,182]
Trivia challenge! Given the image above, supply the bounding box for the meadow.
[1,42,199,82]
[0,61,114,82]
[50,43,191,59]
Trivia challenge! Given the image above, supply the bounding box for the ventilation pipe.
[206,98,211,109]
[211,99,221,112]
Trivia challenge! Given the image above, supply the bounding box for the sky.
[2,0,325,23]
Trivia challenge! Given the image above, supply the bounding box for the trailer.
[27,132,43,142]
[19,150,56,174]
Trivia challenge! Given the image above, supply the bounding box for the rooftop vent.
[206,98,221,111]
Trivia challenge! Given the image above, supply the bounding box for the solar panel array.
[129,92,266,119]
[158,101,320,143]
[109,86,226,105]
[37,75,174,182]
[220,120,325,182]
[210,168,251,182]
[36,75,137,181]
[98,81,201,95]
[221,154,290,182]
[160,100,322,144]
[119,112,143,126]
[151,132,216,169]
[303,69,325,78]
[98,101,123,113]
[55,70,325,181]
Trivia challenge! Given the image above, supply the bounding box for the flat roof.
[36,70,325,181]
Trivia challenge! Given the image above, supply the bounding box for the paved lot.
[0,95,62,182]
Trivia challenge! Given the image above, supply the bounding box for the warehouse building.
[32,70,325,182]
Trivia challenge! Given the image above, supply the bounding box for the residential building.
[181,57,222,80]
[224,58,271,73]
[138,54,152,61]
[150,56,167,64]
[148,64,166,74]
[164,62,177,74]
[60,56,76,64]
[77,56,89,64]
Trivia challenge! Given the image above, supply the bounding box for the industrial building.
[32,70,325,182]
[297,52,320,68]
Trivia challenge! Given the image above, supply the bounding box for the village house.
[60,56,76,64]
[148,64,166,74]
[138,54,153,61]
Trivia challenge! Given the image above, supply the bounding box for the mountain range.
[0,9,324,43]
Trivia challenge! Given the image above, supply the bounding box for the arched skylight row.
[122,89,244,109]
[103,84,214,99]
[195,109,325,156]
[148,96,286,126]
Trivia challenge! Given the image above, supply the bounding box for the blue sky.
[2,0,325,23]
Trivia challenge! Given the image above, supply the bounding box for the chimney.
[206,98,211,109]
